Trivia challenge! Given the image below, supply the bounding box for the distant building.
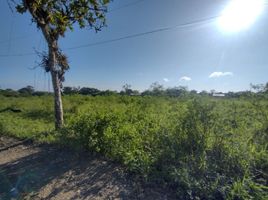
[212,93,225,97]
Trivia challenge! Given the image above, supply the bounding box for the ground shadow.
[0,141,174,200]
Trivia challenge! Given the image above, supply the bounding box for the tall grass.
[0,94,267,199]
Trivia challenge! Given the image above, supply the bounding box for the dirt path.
[0,136,174,200]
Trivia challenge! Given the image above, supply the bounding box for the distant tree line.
[0,86,51,97]
[62,86,118,96]
[1,82,267,98]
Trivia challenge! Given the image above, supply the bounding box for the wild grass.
[0,94,267,199]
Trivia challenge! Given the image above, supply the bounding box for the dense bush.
[0,95,267,199]
[64,96,268,199]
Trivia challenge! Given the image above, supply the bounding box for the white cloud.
[180,76,192,81]
[209,71,233,78]
[163,78,170,82]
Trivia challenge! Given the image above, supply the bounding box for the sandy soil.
[0,136,175,200]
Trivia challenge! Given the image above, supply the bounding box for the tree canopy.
[15,0,109,39]
[10,0,111,129]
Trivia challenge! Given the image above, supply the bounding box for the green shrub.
[1,95,267,199]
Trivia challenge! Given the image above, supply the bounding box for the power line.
[66,15,218,51]
[0,0,146,45]
[109,0,147,12]
[3,0,268,52]
[0,14,219,57]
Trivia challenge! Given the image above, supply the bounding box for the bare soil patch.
[0,136,174,200]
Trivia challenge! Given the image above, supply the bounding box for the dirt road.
[0,136,173,200]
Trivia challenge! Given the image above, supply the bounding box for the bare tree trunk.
[25,8,65,130]
[51,70,64,129]
[49,42,64,130]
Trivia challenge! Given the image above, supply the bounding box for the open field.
[0,95,268,199]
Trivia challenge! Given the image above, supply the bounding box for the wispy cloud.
[180,76,192,81]
[163,78,170,82]
[209,71,233,78]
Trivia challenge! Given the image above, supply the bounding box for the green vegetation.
[0,94,267,199]
[14,0,111,129]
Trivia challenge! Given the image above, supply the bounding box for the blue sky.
[0,0,267,92]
